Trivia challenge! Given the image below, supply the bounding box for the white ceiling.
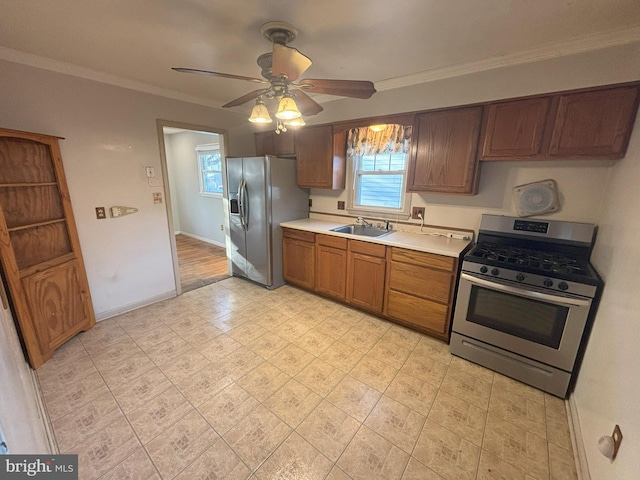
[1,0,638,114]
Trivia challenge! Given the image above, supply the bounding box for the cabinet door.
[282,237,315,289]
[347,252,385,313]
[296,125,345,189]
[548,86,639,159]
[408,106,482,194]
[480,97,550,159]
[255,130,295,156]
[315,244,347,300]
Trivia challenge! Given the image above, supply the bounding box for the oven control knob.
[516,273,525,281]
[480,266,488,274]
[491,268,499,276]
[558,282,569,291]
[543,279,554,287]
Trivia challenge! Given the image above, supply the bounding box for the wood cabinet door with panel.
[480,97,551,159]
[346,241,386,314]
[548,86,640,159]
[295,125,346,189]
[315,234,347,300]
[282,228,315,290]
[255,130,295,156]
[408,106,483,194]
[0,128,95,368]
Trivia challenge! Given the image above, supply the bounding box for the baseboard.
[94,290,177,321]
[178,231,225,248]
[29,370,58,454]
[567,394,591,480]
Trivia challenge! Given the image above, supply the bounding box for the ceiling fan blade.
[292,89,324,116]
[172,67,267,84]
[298,78,376,99]
[272,44,312,82]
[222,88,271,108]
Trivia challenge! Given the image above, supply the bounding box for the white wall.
[0,59,254,319]
[574,113,640,479]
[164,130,226,246]
[0,287,51,454]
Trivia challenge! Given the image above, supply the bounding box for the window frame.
[195,144,223,197]
[346,151,412,219]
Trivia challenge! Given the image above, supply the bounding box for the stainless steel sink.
[330,224,393,238]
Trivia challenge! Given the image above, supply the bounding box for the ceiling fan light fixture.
[248,99,272,123]
[275,96,301,120]
[284,117,305,127]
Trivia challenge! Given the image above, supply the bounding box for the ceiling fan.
[173,21,376,131]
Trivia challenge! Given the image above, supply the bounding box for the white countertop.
[280,218,472,258]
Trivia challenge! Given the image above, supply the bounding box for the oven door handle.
[461,273,591,307]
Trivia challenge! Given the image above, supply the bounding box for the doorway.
[157,121,231,294]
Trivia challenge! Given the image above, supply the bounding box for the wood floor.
[176,234,229,292]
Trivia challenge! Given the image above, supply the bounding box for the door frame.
[155,119,232,295]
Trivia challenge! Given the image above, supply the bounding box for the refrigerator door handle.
[242,179,249,230]
[238,179,247,230]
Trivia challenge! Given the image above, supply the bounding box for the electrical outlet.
[95,207,106,219]
[412,207,425,219]
[153,192,162,204]
[337,201,345,210]
[220,224,224,231]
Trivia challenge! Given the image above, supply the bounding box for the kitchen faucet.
[356,216,373,227]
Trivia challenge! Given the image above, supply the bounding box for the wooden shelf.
[0,182,58,188]
[7,218,66,232]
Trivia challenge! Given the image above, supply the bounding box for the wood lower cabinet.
[384,247,457,340]
[315,234,347,300]
[0,128,95,368]
[408,106,483,194]
[346,241,386,314]
[282,228,315,290]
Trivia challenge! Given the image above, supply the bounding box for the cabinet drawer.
[317,234,347,249]
[283,228,315,243]
[386,290,449,335]
[390,247,454,271]
[388,261,452,304]
[349,240,386,257]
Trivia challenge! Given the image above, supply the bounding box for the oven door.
[452,272,592,371]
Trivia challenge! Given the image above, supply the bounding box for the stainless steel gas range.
[450,214,602,398]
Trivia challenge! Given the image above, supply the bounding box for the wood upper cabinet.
[384,247,457,340]
[255,130,296,156]
[548,86,639,158]
[480,97,551,159]
[346,241,386,314]
[295,125,346,189]
[480,84,640,160]
[315,234,347,300]
[0,128,95,368]
[408,106,483,194]
[282,228,315,290]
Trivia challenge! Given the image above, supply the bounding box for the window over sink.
[346,124,412,217]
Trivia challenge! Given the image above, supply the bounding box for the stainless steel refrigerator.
[226,156,309,289]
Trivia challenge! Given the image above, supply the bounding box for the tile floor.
[36,277,578,480]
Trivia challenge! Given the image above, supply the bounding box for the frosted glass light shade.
[275,97,301,120]
[284,117,305,126]
[248,103,272,123]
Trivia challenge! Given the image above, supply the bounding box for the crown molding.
[0,46,226,109]
[1,25,638,108]
[315,26,640,104]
